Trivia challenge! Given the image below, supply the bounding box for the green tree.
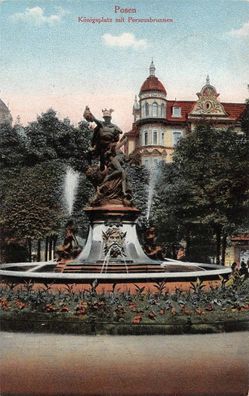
[0,123,27,168]
[127,162,149,226]
[0,109,93,262]
[153,124,249,264]
[25,109,91,168]
[0,161,64,262]
[241,98,249,135]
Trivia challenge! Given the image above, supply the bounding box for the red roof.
[222,103,246,120]
[167,100,195,122]
[166,100,246,122]
[124,101,246,138]
[140,76,167,95]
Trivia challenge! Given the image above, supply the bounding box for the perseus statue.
[83,106,130,203]
[83,107,122,170]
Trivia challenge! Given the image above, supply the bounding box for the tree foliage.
[1,161,64,240]
[70,173,94,239]
[25,108,91,168]
[0,109,92,262]
[126,162,149,227]
[241,99,249,136]
[0,124,27,168]
[152,124,249,263]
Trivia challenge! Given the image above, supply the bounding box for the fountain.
[64,167,79,215]
[0,107,231,285]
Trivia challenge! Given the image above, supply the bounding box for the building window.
[141,104,145,118]
[140,131,143,145]
[173,131,182,146]
[172,106,181,117]
[161,132,165,145]
[153,130,158,145]
[152,157,161,168]
[144,131,148,146]
[145,102,149,117]
[144,159,149,167]
[152,102,158,117]
[161,103,165,117]
[142,157,162,169]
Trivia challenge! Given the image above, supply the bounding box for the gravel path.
[0,332,248,395]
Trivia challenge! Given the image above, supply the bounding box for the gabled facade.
[124,62,246,167]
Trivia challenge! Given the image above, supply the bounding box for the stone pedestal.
[70,205,161,272]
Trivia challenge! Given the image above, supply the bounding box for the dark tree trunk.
[27,239,32,262]
[49,237,52,261]
[53,235,57,259]
[45,237,49,261]
[37,239,41,262]
[185,229,191,261]
[221,234,227,266]
[215,227,221,265]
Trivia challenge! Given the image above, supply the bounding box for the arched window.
[144,131,148,146]
[152,102,158,117]
[145,102,149,117]
[153,130,158,145]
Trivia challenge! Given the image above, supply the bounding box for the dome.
[139,61,167,95]
[0,98,12,126]
[140,76,167,95]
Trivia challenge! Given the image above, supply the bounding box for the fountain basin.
[0,260,231,283]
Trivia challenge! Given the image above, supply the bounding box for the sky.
[0,0,249,131]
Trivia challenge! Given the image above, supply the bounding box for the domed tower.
[139,60,167,120]
[135,61,168,167]
[0,98,13,126]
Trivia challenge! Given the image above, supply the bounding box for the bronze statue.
[83,106,132,206]
[84,107,122,170]
[144,226,164,260]
[56,221,81,260]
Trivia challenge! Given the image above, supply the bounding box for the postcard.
[0,1,248,395]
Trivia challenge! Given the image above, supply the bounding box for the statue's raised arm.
[83,106,102,128]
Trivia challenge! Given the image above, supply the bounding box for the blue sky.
[0,0,248,129]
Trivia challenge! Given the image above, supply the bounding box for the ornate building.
[124,62,246,167]
[0,98,12,126]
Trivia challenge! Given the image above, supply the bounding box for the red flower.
[132,315,142,324]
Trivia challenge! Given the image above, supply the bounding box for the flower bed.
[1,277,248,335]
